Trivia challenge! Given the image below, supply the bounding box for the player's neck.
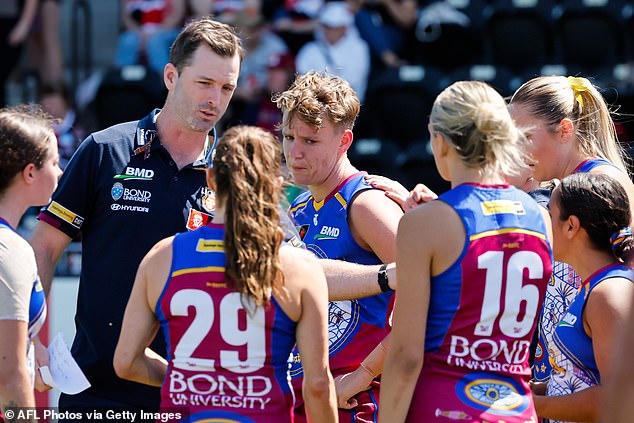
[310,159,358,202]
[212,204,225,224]
[564,246,616,283]
[0,190,28,229]
[449,164,505,188]
[155,112,208,169]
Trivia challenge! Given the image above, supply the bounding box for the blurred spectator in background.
[186,0,214,21]
[0,0,38,107]
[252,51,295,133]
[25,0,64,87]
[227,11,288,125]
[271,0,320,54]
[296,1,369,101]
[355,0,417,69]
[39,82,86,169]
[115,0,186,74]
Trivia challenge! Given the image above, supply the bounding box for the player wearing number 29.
[379,81,554,423]
[114,126,338,423]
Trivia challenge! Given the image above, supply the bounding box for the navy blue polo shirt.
[39,109,216,409]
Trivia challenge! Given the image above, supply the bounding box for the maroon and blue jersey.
[288,172,392,417]
[546,264,634,416]
[534,157,622,383]
[407,184,552,423]
[156,223,297,423]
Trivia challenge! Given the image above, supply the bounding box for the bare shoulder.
[592,165,634,191]
[142,236,174,267]
[588,276,634,311]
[401,200,460,234]
[279,245,321,282]
[399,200,464,274]
[350,187,404,217]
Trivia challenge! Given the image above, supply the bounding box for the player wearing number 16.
[379,81,554,423]
[114,126,338,423]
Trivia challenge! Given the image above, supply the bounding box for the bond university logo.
[111,182,124,201]
[114,167,155,181]
[111,182,152,203]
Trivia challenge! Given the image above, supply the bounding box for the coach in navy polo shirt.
[30,18,243,418]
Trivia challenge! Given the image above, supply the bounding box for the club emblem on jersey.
[186,209,211,231]
[201,191,216,213]
[456,372,529,416]
[184,410,256,423]
[297,224,309,240]
[289,299,361,378]
[111,182,124,201]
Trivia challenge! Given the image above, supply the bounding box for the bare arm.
[292,251,338,423]
[113,238,172,386]
[29,221,73,295]
[603,288,634,422]
[0,321,35,416]
[533,277,633,422]
[321,259,396,300]
[379,207,435,423]
[349,188,403,263]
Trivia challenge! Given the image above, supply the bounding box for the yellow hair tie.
[567,76,591,109]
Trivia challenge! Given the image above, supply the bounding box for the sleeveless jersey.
[288,173,392,387]
[156,223,297,423]
[407,184,553,423]
[534,157,621,382]
[546,264,634,423]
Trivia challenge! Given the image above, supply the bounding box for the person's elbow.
[389,344,424,377]
[303,372,334,403]
[113,347,136,381]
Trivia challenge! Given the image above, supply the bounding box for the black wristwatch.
[378,264,392,292]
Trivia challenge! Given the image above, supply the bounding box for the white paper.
[46,333,91,394]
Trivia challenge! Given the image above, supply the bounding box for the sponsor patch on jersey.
[186,209,211,231]
[46,201,84,228]
[196,239,224,252]
[110,204,149,213]
[113,166,155,181]
[315,225,340,240]
[456,372,529,416]
[480,200,526,216]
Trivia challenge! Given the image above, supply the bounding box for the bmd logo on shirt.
[114,167,155,181]
[314,225,340,240]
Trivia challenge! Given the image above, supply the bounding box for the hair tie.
[610,227,633,252]
[567,76,592,110]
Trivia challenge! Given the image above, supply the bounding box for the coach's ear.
[206,167,216,191]
[164,63,178,91]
